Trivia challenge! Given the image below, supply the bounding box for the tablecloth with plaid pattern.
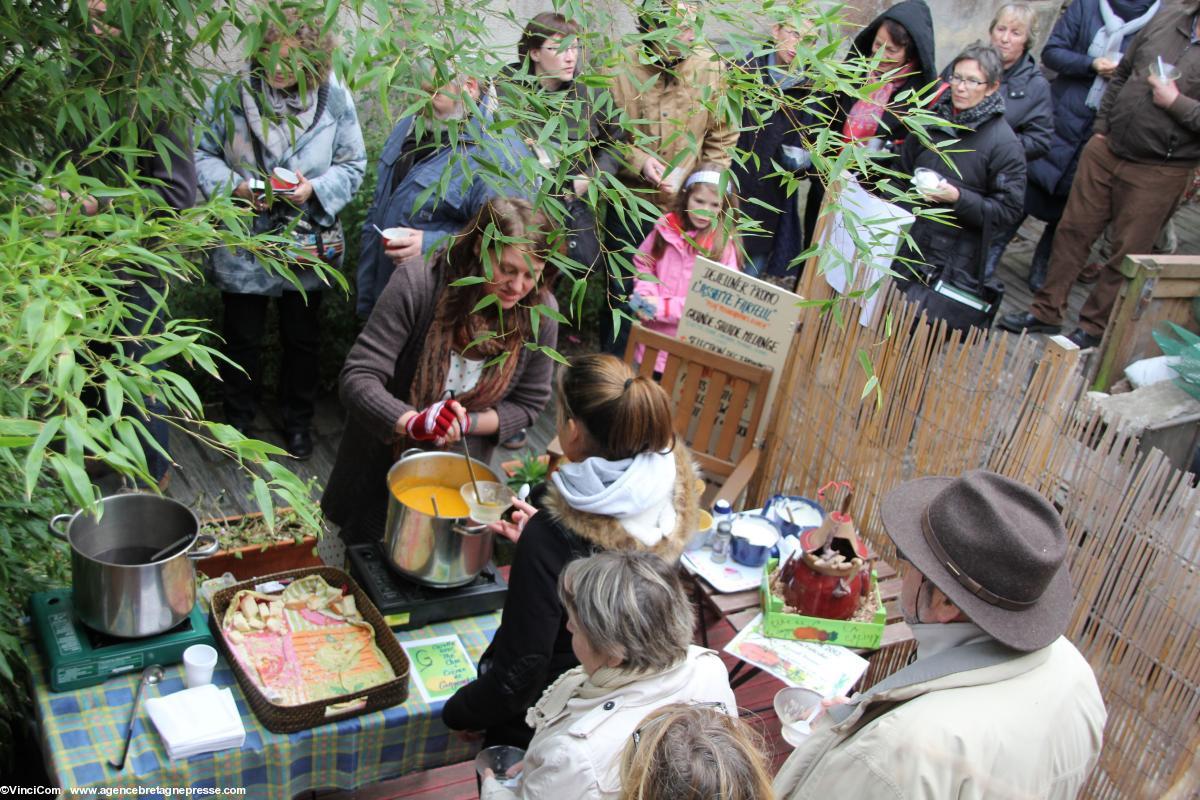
[29,611,500,797]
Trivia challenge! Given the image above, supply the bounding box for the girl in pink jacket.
[631,163,740,372]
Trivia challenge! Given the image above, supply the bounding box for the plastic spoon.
[109,665,164,770]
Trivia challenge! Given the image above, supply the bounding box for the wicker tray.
[209,565,411,733]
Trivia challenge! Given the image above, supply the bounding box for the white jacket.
[482,646,736,800]
[774,636,1107,800]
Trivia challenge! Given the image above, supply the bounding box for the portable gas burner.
[347,543,508,631]
[30,589,213,692]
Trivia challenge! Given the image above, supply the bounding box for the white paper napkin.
[145,684,245,760]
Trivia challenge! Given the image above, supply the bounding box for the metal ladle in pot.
[109,664,164,770]
[448,390,482,503]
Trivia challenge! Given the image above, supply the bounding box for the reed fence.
[753,282,1199,798]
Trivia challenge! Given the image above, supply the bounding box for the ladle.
[447,391,482,503]
[109,664,165,770]
[149,532,193,562]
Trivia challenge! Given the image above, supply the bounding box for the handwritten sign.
[400,635,477,704]
[817,176,913,327]
[677,257,801,445]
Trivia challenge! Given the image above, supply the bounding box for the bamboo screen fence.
[752,285,1200,798]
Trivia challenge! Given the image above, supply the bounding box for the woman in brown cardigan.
[322,198,560,544]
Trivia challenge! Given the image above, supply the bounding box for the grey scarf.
[239,71,320,166]
[1085,0,1161,109]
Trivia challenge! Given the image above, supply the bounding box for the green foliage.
[0,467,70,776]
[504,450,550,492]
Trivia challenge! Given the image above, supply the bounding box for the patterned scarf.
[842,61,916,142]
[407,256,525,418]
[931,86,1006,132]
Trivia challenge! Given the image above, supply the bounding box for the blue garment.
[194,74,367,296]
[355,113,533,318]
[1027,0,1154,198]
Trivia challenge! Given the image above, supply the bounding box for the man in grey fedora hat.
[774,470,1107,800]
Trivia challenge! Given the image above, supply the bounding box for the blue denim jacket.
[195,75,366,296]
[355,112,533,318]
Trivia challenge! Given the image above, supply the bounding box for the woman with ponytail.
[443,353,701,749]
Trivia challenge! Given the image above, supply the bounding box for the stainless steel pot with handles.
[49,493,219,638]
[382,449,499,587]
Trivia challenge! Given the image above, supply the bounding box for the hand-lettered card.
[724,614,868,697]
[400,635,478,704]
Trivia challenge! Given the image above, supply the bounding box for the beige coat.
[774,636,1107,800]
[481,646,736,800]
[607,45,738,201]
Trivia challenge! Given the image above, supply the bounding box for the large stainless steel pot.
[49,493,218,638]
[383,449,498,588]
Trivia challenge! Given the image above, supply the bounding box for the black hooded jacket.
[827,0,938,151]
[894,89,1026,291]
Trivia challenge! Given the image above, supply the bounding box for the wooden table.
[691,559,916,693]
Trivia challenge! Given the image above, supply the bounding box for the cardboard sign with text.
[675,257,801,450]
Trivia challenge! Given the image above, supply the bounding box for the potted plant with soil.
[196,506,324,581]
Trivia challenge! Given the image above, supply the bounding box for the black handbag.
[901,204,1005,334]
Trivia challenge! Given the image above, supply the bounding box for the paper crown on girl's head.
[684,170,724,190]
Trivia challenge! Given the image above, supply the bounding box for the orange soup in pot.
[393,485,471,518]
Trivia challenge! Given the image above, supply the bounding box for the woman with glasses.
[479,550,736,799]
[492,12,619,449]
[194,8,366,457]
[894,43,1025,301]
[804,0,937,247]
[443,354,701,750]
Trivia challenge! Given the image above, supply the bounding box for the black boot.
[1028,222,1055,293]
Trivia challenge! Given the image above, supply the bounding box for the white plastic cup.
[774,686,825,747]
[461,481,509,524]
[380,226,415,245]
[659,167,683,194]
[475,745,524,789]
[912,167,941,194]
[1157,61,1181,81]
[183,644,218,689]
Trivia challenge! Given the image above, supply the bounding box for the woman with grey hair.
[894,42,1025,325]
[975,3,1054,278]
[479,550,736,800]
